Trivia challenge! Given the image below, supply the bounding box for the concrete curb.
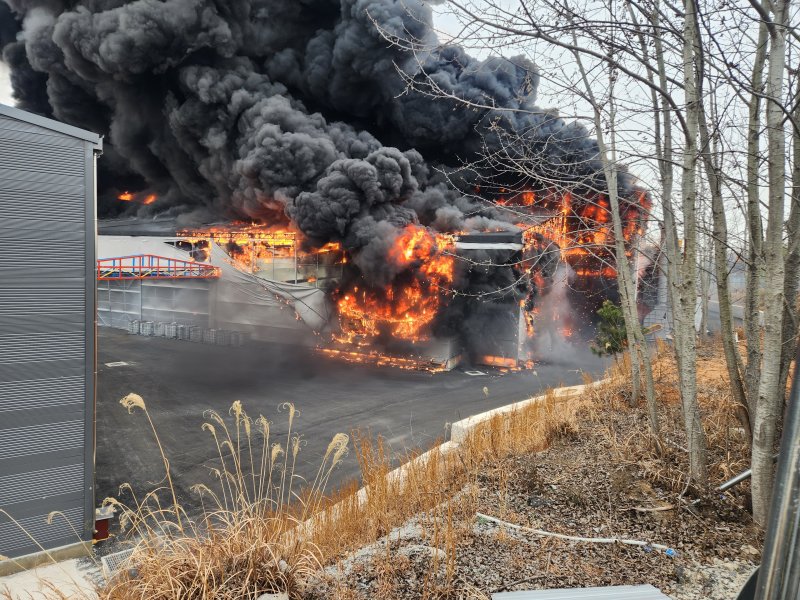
[450,378,610,444]
[0,542,92,578]
[301,375,612,533]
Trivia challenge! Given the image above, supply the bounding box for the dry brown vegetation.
[96,375,588,599]
[1,339,762,599]
[306,340,761,599]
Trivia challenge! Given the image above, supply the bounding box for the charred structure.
[1,0,650,367]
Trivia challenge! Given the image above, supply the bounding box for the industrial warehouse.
[95,227,544,371]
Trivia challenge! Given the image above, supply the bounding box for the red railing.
[97,255,220,280]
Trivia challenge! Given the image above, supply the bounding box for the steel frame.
[97,254,220,280]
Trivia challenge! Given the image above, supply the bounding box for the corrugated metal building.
[0,104,101,568]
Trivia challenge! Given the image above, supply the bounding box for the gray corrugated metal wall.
[0,109,98,560]
[97,278,211,329]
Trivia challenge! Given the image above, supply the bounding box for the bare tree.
[570,27,660,437]
[671,0,708,481]
[751,0,790,526]
[693,24,751,436]
[744,22,768,421]
[779,74,800,396]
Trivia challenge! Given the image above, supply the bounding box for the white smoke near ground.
[530,263,579,362]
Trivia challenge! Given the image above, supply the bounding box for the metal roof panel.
[0,103,102,148]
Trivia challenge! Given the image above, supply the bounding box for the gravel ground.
[671,558,757,600]
[306,523,758,599]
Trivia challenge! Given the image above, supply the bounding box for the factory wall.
[97,278,211,330]
[97,275,321,346]
[0,104,101,563]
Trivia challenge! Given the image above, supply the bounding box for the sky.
[0,61,12,106]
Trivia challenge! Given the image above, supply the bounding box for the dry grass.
[100,398,347,600]
[586,338,753,497]
[91,378,587,599]
[313,340,760,599]
[3,339,755,599]
[303,385,588,572]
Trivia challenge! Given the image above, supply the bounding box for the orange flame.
[118,191,158,205]
[177,222,342,273]
[335,225,455,343]
[517,189,642,278]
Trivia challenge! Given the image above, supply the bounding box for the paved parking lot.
[96,327,608,511]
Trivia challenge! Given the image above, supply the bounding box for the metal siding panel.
[0,229,85,258]
[82,142,97,550]
[492,585,670,599]
[0,167,83,188]
[0,376,85,414]
[0,174,84,199]
[0,116,86,147]
[0,189,84,223]
[0,125,85,150]
[1,493,85,522]
[0,288,84,316]
[0,114,94,559]
[0,421,84,461]
[0,146,84,173]
[0,448,85,479]
[0,507,83,559]
[0,104,103,145]
[0,216,85,234]
[0,403,86,430]
[0,464,84,506]
[0,314,84,336]
[0,332,85,365]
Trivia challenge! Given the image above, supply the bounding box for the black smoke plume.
[0,0,642,347]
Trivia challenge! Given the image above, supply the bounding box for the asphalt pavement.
[95,327,609,512]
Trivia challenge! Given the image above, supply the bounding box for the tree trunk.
[696,86,751,437]
[778,77,800,396]
[679,0,708,482]
[571,35,657,434]
[744,23,769,420]
[642,0,682,384]
[699,245,710,339]
[752,0,789,527]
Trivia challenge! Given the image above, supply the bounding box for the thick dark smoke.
[0,0,640,348]
[0,0,613,218]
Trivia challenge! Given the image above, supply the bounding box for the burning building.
[2,0,650,370]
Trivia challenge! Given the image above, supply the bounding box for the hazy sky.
[0,61,12,106]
